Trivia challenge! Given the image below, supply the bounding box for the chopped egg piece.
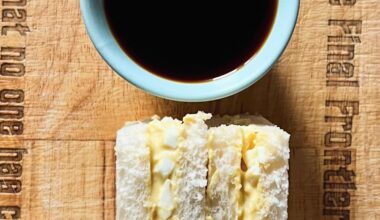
[154,157,175,178]
[158,180,174,219]
[164,126,180,149]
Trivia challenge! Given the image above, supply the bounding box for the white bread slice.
[207,115,290,220]
[206,125,243,220]
[241,122,289,220]
[173,112,211,220]
[115,122,151,220]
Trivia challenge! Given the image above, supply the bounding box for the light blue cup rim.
[80,0,299,102]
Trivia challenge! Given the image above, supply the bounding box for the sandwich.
[116,112,211,220]
[115,112,290,220]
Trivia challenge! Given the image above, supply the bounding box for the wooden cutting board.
[0,0,379,219]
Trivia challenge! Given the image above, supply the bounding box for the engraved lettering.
[0,179,21,193]
[0,148,27,161]
[324,192,350,207]
[329,19,362,34]
[326,100,359,115]
[327,62,354,78]
[0,47,25,61]
[329,0,356,6]
[324,150,352,165]
[323,209,349,220]
[2,8,26,22]
[326,80,359,87]
[2,0,27,6]
[325,132,351,147]
[325,116,353,131]
[328,36,360,43]
[0,163,22,177]
[0,0,27,214]
[0,105,23,119]
[1,63,25,76]
[0,89,24,103]
[1,23,30,36]
[324,167,355,182]
[324,7,361,219]
[328,45,354,60]
[0,206,20,219]
[324,182,356,190]
[0,121,23,135]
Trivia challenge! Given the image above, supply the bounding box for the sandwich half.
[206,115,290,220]
[115,112,289,220]
[115,112,211,220]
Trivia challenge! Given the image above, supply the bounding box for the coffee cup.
[80,1,299,102]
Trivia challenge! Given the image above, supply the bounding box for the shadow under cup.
[80,0,299,102]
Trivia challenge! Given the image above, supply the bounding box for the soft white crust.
[115,122,151,220]
[174,112,211,220]
[206,125,242,220]
[247,124,290,220]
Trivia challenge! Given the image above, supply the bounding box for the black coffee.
[104,2,278,82]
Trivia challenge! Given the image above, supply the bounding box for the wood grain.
[0,141,115,220]
[0,0,379,219]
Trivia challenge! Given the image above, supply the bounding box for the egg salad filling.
[147,118,183,220]
[241,126,283,220]
[207,125,280,220]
